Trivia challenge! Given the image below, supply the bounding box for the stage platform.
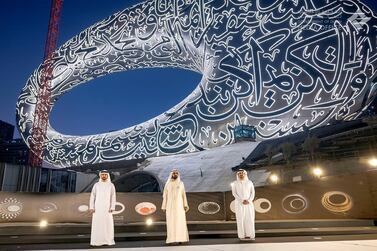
[28,240,377,251]
[0,219,376,250]
[1,234,377,251]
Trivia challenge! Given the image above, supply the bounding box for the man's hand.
[242,200,249,205]
[89,209,95,214]
[184,206,189,212]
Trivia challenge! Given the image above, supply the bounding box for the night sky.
[0,0,376,139]
[0,0,201,138]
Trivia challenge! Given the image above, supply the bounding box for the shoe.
[245,237,255,241]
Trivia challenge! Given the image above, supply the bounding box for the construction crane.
[28,0,63,167]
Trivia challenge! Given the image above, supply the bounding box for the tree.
[264,144,277,165]
[302,136,320,162]
[280,142,296,167]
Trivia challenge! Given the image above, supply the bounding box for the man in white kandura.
[231,169,256,241]
[161,169,189,244]
[89,170,116,246]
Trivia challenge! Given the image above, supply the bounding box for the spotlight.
[146,218,153,226]
[39,220,48,227]
[312,167,323,177]
[368,158,377,167]
[269,174,279,183]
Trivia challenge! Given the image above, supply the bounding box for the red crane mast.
[28,0,63,167]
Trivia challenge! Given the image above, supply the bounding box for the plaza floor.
[26,239,377,251]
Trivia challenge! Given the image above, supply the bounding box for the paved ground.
[1,234,377,251]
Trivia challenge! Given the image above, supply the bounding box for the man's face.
[171,171,179,180]
[237,172,245,180]
[100,173,108,181]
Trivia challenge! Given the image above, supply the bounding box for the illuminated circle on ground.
[78,205,89,212]
[282,194,308,214]
[321,191,353,213]
[198,202,221,215]
[253,198,272,214]
[135,202,157,216]
[112,202,125,215]
[15,0,377,167]
[230,200,236,213]
[39,202,58,213]
[0,198,23,220]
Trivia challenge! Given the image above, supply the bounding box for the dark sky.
[0,0,201,138]
[0,1,376,138]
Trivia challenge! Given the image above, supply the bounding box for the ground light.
[312,167,323,177]
[39,220,48,227]
[146,218,153,226]
[269,174,279,183]
[368,157,377,167]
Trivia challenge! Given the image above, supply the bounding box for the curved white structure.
[16,0,377,167]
